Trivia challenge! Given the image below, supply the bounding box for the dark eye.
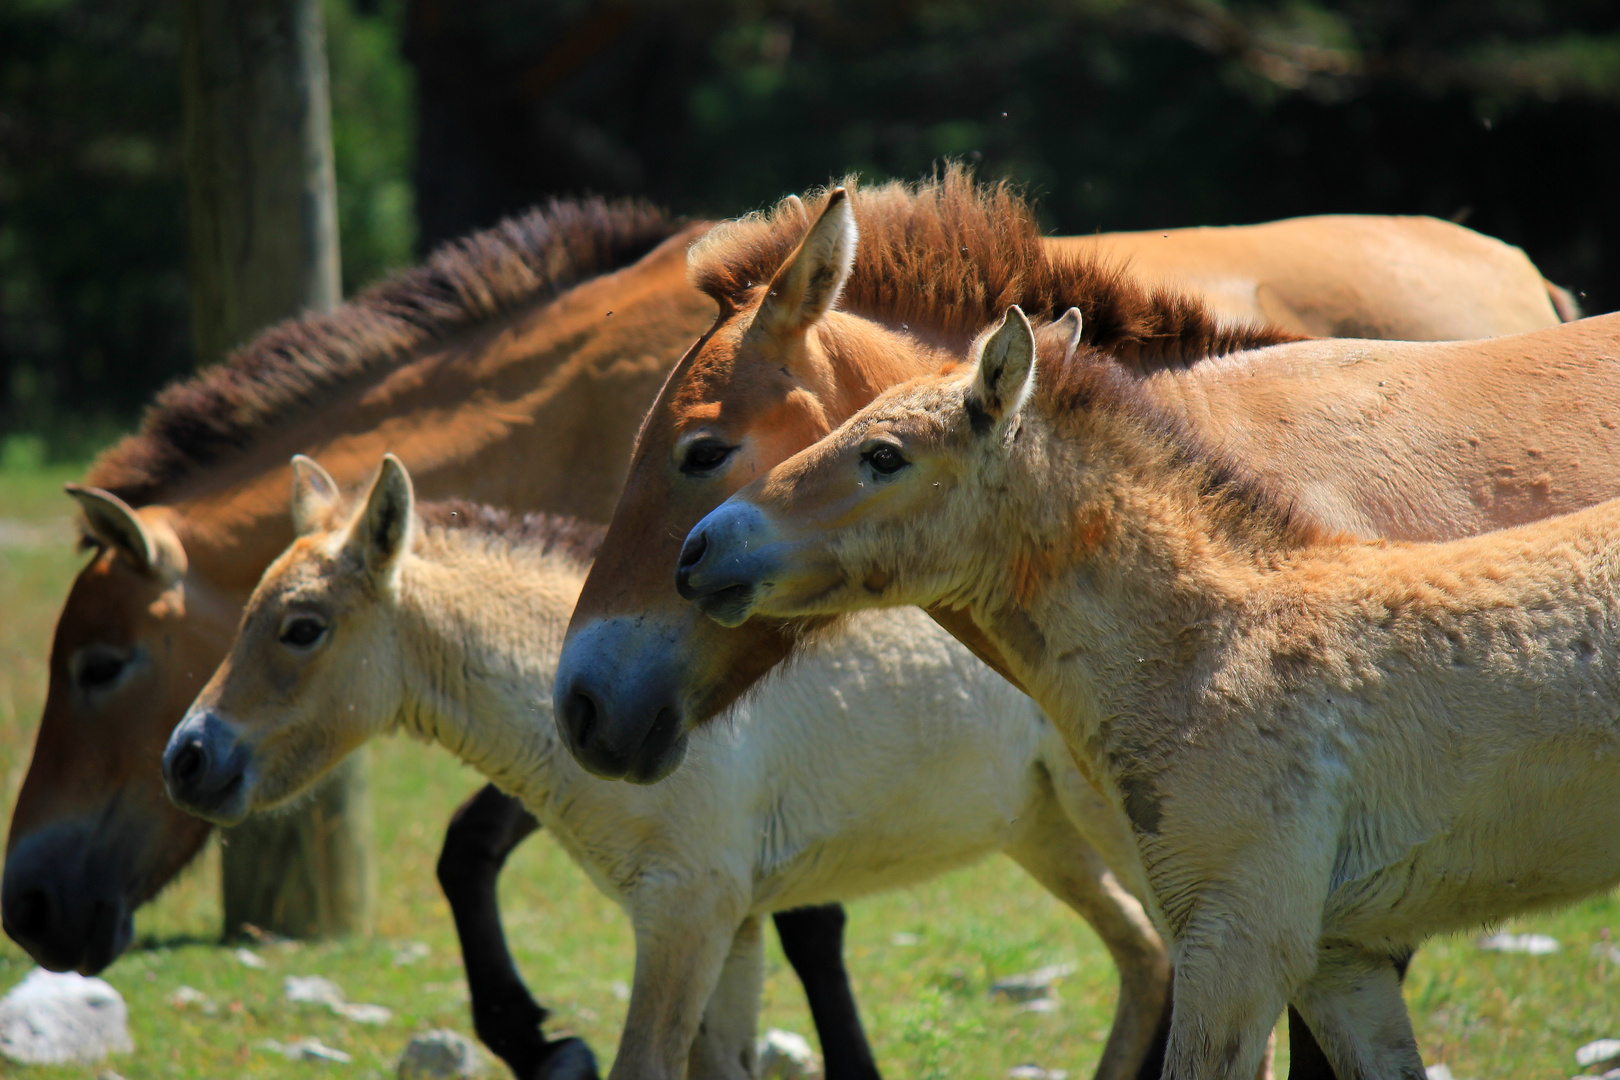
[681,441,736,474]
[279,616,327,650]
[864,444,909,476]
[73,648,128,690]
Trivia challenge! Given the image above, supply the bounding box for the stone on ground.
[757,1028,819,1080]
[397,1029,487,1079]
[989,964,1076,1006]
[0,968,134,1065]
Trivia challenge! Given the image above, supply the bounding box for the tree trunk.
[179,0,373,941]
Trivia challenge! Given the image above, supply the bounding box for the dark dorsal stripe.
[89,198,684,507]
[688,164,1301,371]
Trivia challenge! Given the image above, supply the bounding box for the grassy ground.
[2,456,1618,1080]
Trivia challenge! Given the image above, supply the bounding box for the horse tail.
[1545,279,1583,322]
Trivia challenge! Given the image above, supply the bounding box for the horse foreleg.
[1005,796,1171,1080]
[773,904,882,1080]
[439,784,598,1080]
[612,888,748,1080]
[688,917,767,1080]
[1290,948,1424,1080]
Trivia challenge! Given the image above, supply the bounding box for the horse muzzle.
[162,710,253,825]
[676,502,782,628]
[2,820,135,975]
[553,618,692,784]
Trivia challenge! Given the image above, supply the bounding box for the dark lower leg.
[772,904,881,1080]
[440,784,598,1080]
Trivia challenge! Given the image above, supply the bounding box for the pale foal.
[678,307,1620,1079]
[163,455,1170,1080]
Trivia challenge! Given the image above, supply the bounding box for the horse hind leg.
[773,904,882,1080]
[1290,948,1425,1080]
[1003,787,1171,1080]
[439,784,598,1080]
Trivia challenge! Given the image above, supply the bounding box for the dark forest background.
[3,0,1617,457]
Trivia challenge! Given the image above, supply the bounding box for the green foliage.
[0,0,416,454]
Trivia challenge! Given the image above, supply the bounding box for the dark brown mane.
[688,164,1302,369]
[89,198,685,507]
[1032,334,1326,550]
[417,500,604,567]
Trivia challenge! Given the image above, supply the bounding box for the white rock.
[168,985,218,1016]
[235,947,269,969]
[263,1037,353,1064]
[990,964,1076,1005]
[393,942,431,967]
[891,932,920,947]
[333,1002,393,1025]
[1477,932,1560,955]
[1425,1065,1455,1080]
[609,980,630,1002]
[757,1028,818,1080]
[286,975,346,1005]
[397,1029,487,1079]
[1578,1039,1620,1070]
[0,968,134,1065]
[1008,1066,1068,1080]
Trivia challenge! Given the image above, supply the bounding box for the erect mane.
[1032,332,1327,550]
[417,501,604,568]
[89,198,685,507]
[688,164,1302,369]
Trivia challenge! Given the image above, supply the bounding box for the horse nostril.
[559,688,600,752]
[168,740,209,789]
[677,530,708,573]
[5,887,51,939]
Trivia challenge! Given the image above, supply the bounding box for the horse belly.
[1329,741,1620,943]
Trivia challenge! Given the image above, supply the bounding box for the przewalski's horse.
[552,175,1602,786]
[3,177,1571,1075]
[550,178,1613,1077]
[677,305,1620,1079]
[162,454,1170,1080]
[2,199,734,1079]
[8,184,1558,984]
[1053,214,1575,338]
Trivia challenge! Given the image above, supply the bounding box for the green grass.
[2,456,1617,1079]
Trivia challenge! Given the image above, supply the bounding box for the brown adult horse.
[551,173,1593,785]
[551,178,1613,1078]
[0,202,719,1077]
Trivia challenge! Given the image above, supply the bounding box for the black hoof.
[533,1037,600,1080]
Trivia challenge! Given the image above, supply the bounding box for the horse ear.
[67,485,153,571]
[346,454,415,581]
[967,306,1037,433]
[755,187,857,338]
[1053,307,1084,364]
[290,455,341,536]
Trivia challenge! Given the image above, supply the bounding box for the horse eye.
[279,616,327,650]
[74,648,127,690]
[864,445,909,476]
[681,441,736,474]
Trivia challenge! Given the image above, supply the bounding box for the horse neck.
[391,531,582,795]
[970,405,1314,716]
[137,234,714,596]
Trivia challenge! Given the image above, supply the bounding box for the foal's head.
[678,308,1056,628]
[162,456,415,825]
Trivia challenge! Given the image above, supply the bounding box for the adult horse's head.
[553,183,964,782]
[3,487,225,974]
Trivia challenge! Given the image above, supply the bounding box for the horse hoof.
[534,1037,599,1080]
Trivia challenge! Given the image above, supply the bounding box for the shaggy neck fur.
[957,352,1330,728]
[387,509,598,797]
